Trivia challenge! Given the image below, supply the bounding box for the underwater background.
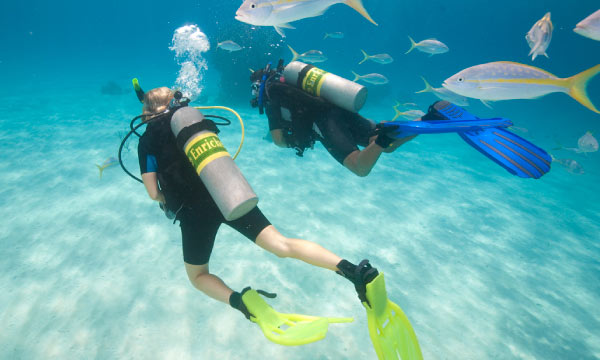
[1,0,599,359]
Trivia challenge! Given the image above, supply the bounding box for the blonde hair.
[142,87,174,120]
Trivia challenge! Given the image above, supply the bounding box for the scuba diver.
[122,82,423,354]
[251,60,553,180]
[250,60,419,177]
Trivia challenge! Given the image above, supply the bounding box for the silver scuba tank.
[170,107,258,221]
[282,61,368,113]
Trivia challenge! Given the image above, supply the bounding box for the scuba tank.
[170,106,258,221]
[283,61,368,113]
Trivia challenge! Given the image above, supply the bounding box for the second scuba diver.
[250,60,423,177]
[128,85,422,351]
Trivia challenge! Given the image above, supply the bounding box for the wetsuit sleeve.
[138,136,158,174]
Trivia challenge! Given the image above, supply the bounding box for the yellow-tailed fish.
[359,49,393,65]
[574,9,600,41]
[443,62,600,114]
[96,157,118,179]
[526,12,553,61]
[416,76,469,106]
[405,36,448,55]
[551,155,585,175]
[235,0,377,37]
[351,71,388,85]
[287,45,327,63]
[392,109,425,121]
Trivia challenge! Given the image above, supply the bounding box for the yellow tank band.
[302,67,329,97]
[184,132,230,175]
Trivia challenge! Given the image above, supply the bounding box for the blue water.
[1,1,599,359]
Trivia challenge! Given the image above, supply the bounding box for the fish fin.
[96,164,104,179]
[416,76,433,93]
[359,49,369,64]
[405,36,417,54]
[567,64,600,114]
[324,33,329,40]
[543,52,549,58]
[249,68,255,73]
[276,22,296,29]
[274,26,286,38]
[480,99,494,109]
[287,45,299,62]
[344,0,378,25]
[351,71,360,82]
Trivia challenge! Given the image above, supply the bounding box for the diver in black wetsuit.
[250,61,419,177]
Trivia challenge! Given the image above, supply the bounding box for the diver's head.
[142,87,174,121]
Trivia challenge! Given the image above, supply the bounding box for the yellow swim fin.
[242,289,353,346]
[363,273,423,360]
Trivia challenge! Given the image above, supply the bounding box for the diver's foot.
[337,259,379,304]
[422,100,453,120]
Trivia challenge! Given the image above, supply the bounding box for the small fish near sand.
[551,155,585,175]
[101,81,126,95]
[217,40,243,52]
[287,45,327,63]
[324,32,344,39]
[416,76,469,106]
[235,0,377,37]
[351,71,388,85]
[359,50,393,65]
[526,12,553,61]
[405,36,449,56]
[96,157,118,179]
[574,9,600,41]
[442,62,600,114]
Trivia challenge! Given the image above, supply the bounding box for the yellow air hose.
[194,106,245,160]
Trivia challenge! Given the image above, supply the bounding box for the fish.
[556,131,599,154]
[351,71,388,85]
[96,157,118,179]
[392,109,425,121]
[551,155,585,175]
[235,0,377,38]
[100,81,126,95]
[416,76,469,106]
[217,40,243,52]
[287,45,327,63]
[442,62,600,114]
[324,32,344,39]
[574,9,600,41]
[359,50,393,65]
[526,12,553,61]
[405,36,449,55]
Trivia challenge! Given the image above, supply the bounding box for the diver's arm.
[270,129,288,148]
[342,144,384,177]
[141,172,166,204]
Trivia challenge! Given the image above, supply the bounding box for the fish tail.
[324,33,329,39]
[416,76,433,93]
[567,64,600,114]
[287,45,299,62]
[343,0,378,26]
[351,71,361,82]
[96,164,105,179]
[405,36,417,54]
[359,49,369,64]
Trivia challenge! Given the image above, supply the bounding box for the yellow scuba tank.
[170,107,258,221]
[283,61,368,113]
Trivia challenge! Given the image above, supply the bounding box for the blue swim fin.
[432,101,552,179]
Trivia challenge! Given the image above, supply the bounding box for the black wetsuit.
[138,115,271,265]
[265,82,375,163]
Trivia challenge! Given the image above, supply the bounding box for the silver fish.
[526,12,553,61]
[217,40,243,52]
[574,9,600,41]
[324,32,344,39]
[351,71,388,85]
[359,50,393,65]
[442,61,600,114]
[235,0,377,37]
[416,76,469,106]
[560,131,599,154]
[552,155,585,175]
[96,157,118,179]
[287,45,327,63]
[405,36,449,55]
[392,109,425,121]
